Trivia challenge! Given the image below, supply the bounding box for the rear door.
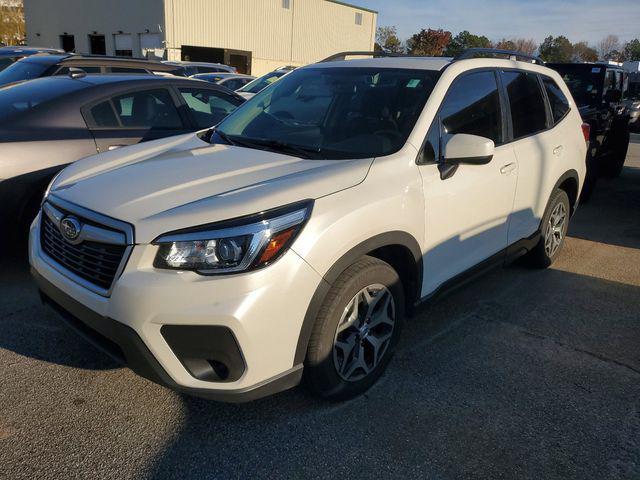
[82,86,192,152]
[501,70,555,244]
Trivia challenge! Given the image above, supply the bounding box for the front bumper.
[29,213,324,402]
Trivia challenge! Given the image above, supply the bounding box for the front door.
[417,70,518,296]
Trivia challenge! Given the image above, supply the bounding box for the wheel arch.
[294,231,422,365]
[553,169,580,215]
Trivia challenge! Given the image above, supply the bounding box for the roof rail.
[455,48,544,65]
[319,50,405,63]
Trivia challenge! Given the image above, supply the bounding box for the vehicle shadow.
[568,162,640,250]
[0,250,120,370]
[143,266,640,479]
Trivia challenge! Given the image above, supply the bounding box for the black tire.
[304,256,404,400]
[527,189,570,268]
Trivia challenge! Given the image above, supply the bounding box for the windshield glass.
[0,78,85,121]
[549,64,604,107]
[237,70,287,94]
[0,59,50,86]
[217,67,439,159]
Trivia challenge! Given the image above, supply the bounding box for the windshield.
[0,59,50,86]
[0,78,86,121]
[549,64,604,107]
[237,70,287,94]
[216,67,439,159]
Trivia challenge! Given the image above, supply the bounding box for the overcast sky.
[359,0,639,45]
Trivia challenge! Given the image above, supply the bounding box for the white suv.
[30,50,587,402]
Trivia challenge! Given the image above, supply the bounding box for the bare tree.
[513,38,538,55]
[597,35,620,60]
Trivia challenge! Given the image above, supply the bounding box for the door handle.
[553,145,563,156]
[108,144,125,151]
[500,162,516,175]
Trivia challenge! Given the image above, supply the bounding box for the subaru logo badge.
[60,216,82,242]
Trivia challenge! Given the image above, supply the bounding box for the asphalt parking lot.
[1,137,639,480]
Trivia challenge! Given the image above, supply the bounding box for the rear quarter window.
[542,76,570,124]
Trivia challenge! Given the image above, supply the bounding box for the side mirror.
[604,88,622,103]
[443,133,494,165]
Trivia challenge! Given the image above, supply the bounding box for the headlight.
[153,201,313,274]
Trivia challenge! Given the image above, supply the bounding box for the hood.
[50,133,373,243]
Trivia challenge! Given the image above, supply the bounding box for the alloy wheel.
[544,201,567,257]
[332,284,396,382]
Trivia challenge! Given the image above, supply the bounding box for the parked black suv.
[0,54,186,87]
[548,62,630,197]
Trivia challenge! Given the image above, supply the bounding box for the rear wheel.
[527,189,570,268]
[304,256,404,400]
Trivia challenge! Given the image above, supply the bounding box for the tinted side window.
[88,100,119,127]
[87,89,183,129]
[542,76,570,124]
[109,67,148,74]
[223,79,243,90]
[179,88,241,128]
[441,70,502,143]
[502,71,547,139]
[422,70,502,163]
[56,66,102,75]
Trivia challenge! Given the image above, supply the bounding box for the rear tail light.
[581,122,590,144]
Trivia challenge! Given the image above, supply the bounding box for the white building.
[23,0,377,75]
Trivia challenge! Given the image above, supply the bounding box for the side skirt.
[414,230,541,308]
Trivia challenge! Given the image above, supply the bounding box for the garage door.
[140,33,163,59]
[114,34,133,57]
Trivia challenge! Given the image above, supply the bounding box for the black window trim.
[539,73,571,127]
[416,67,507,165]
[82,85,189,131]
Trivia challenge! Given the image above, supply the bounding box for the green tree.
[443,30,492,56]
[623,39,640,61]
[572,41,598,62]
[406,28,452,56]
[539,35,573,62]
[376,25,403,53]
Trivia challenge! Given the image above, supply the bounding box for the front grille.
[40,213,127,291]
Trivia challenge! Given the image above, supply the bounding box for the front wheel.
[527,189,570,268]
[304,256,404,400]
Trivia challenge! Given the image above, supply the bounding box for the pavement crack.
[480,316,640,377]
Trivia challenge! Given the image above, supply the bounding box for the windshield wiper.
[227,136,324,159]
[205,128,236,146]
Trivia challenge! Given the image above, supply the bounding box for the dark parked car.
[0,46,64,72]
[548,62,631,197]
[191,72,255,90]
[0,54,186,87]
[0,74,245,236]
